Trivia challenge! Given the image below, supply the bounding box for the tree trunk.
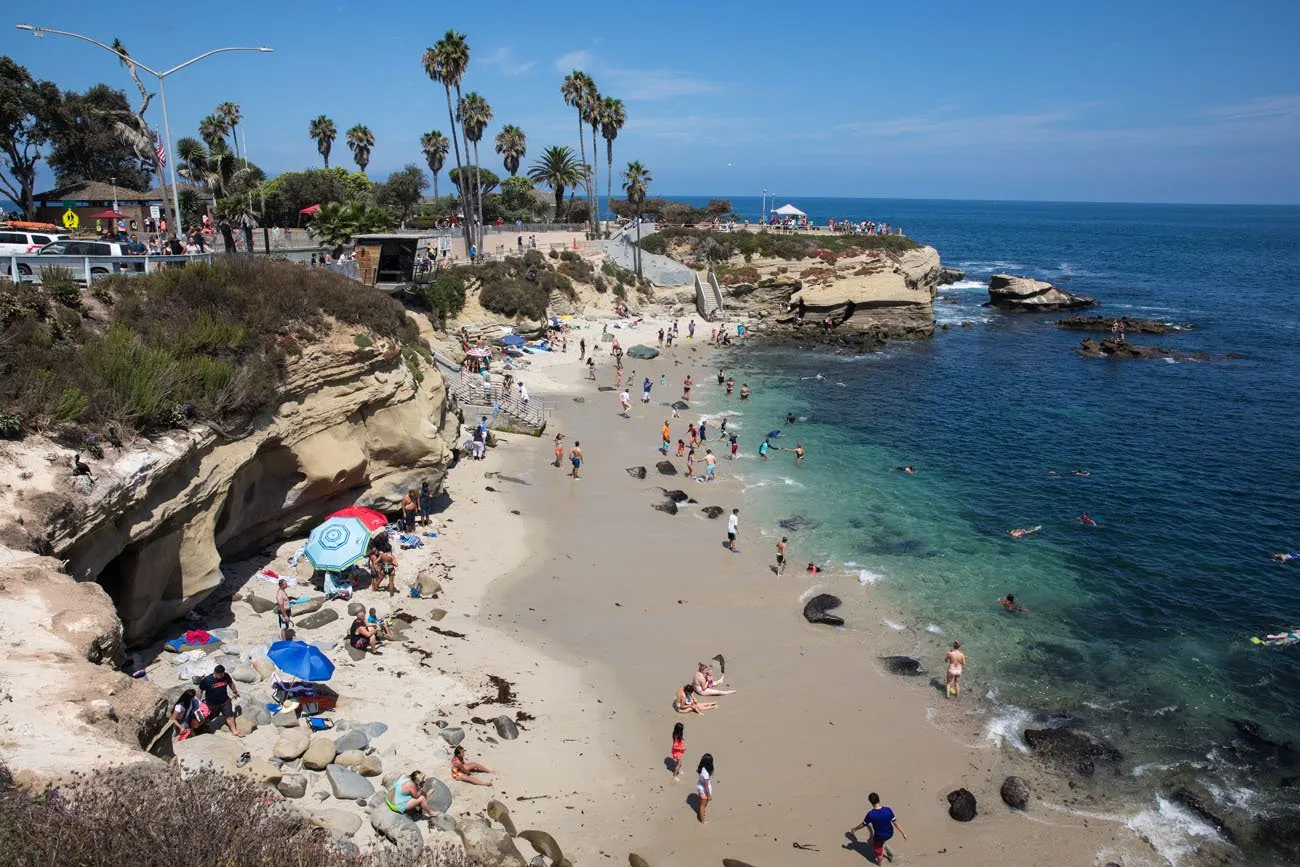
[433,174,440,199]
[455,85,477,251]
[444,86,472,253]
[575,111,587,230]
[242,225,254,253]
[554,186,563,220]
[220,225,236,252]
[591,123,600,238]
[605,140,614,239]
[323,149,330,169]
[472,140,485,250]
[635,218,642,278]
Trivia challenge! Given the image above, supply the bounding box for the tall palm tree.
[458,93,492,246]
[622,160,652,278]
[346,124,374,173]
[175,137,210,188]
[582,77,602,236]
[424,31,473,249]
[528,146,584,219]
[216,101,243,159]
[561,71,593,229]
[494,125,527,177]
[599,97,626,231]
[420,130,450,199]
[308,115,336,168]
[198,114,227,152]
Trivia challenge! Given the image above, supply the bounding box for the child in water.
[670,722,686,780]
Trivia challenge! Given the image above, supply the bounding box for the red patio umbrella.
[92,209,126,219]
[299,204,321,215]
[326,506,389,533]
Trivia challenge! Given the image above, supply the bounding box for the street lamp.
[16,24,272,234]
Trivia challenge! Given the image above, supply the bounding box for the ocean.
[683,198,1300,862]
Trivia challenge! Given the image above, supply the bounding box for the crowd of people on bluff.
[828,218,900,235]
[95,211,222,256]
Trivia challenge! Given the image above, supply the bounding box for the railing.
[3,252,215,283]
[708,267,725,316]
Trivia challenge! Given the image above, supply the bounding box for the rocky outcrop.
[1056,315,1191,334]
[1076,337,1237,362]
[1023,727,1121,776]
[1000,776,1030,810]
[803,593,844,627]
[986,274,1096,311]
[937,266,966,286]
[0,322,456,645]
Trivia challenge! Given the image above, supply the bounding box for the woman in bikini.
[692,662,735,696]
[450,746,495,786]
[945,641,966,699]
[553,433,565,468]
[674,683,717,714]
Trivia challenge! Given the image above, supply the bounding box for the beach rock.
[455,815,527,867]
[273,729,311,760]
[326,764,374,800]
[778,515,819,532]
[1171,787,1236,844]
[947,788,977,822]
[1023,727,1122,776]
[1075,337,1225,362]
[310,638,338,652]
[937,266,966,285]
[296,609,338,630]
[572,396,585,403]
[302,737,337,771]
[518,830,564,862]
[345,644,367,662]
[290,597,325,617]
[1000,776,1031,810]
[335,749,365,768]
[663,489,689,503]
[231,664,259,683]
[440,727,466,747]
[803,593,844,627]
[701,506,724,519]
[358,721,388,739]
[245,595,277,614]
[347,602,366,616]
[272,711,299,727]
[625,466,647,480]
[423,777,453,813]
[487,800,519,837]
[626,344,659,360]
[310,807,363,837]
[655,460,678,476]
[432,814,458,832]
[277,774,307,799]
[251,658,275,681]
[1256,815,1300,859]
[986,274,1096,311]
[629,857,650,867]
[247,704,273,726]
[1056,315,1190,334]
[245,758,282,786]
[652,500,679,515]
[494,715,520,740]
[235,715,259,736]
[879,656,926,676]
[359,754,383,777]
[430,609,447,621]
[417,576,442,598]
[369,802,425,857]
[671,400,689,410]
[334,730,369,753]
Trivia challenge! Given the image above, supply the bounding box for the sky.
[5,0,1300,205]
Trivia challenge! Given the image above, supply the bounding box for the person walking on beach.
[727,509,740,552]
[553,433,565,468]
[683,374,693,401]
[661,421,671,454]
[276,578,292,640]
[619,388,631,417]
[587,357,596,380]
[670,722,686,781]
[579,337,586,359]
[847,792,907,864]
[776,537,788,574]
[705,449,717,481]
[729,433,739,460]
[695,753,714,823]
[643,376,653,403]
[569,441,583,479]
[945,641,966,699]
[688,319,696,339]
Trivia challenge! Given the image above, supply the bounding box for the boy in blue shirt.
[848,792,907,863]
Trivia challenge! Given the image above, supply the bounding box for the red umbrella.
[92,209,126,219]
[327,506,388,533]
[299,204,321,215]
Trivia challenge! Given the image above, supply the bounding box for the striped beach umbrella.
[304,516,371,572]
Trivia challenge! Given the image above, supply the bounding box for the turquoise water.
[689,199,1300,859]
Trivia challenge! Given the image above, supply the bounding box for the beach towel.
[184,629,213,645]
[323,571,352,600]
[163,632,222,653]
[255,568,294,585]
[398,534,424,549]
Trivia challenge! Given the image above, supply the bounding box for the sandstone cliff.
[0,320,456,646]
[986,274,1097,311]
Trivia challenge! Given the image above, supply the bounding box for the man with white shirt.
[726,509,739,552]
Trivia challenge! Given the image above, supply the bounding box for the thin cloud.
[554,50,593,74]
[551,48,722,101]
[481,46,535,76]
[1197,94,1300,122]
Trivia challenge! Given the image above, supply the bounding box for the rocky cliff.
[986,274,1097,311]
[0,321,457,647]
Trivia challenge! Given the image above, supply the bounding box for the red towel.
[184,629,213,645]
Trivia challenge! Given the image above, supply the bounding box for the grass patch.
[353,333,374,348]
[651,227,919,262]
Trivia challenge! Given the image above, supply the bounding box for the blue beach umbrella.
[304,516,372,572]
[499,334,526,346]
[267,640,336,681]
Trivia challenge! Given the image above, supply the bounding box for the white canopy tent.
[772,203,806,217]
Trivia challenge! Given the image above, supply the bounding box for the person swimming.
[897,465,916,475]
[1072,469,1092,477]
[785,412,797,425]
[1008,526,1042,538]
[1078,514,1098,526]
[806,562,823,574]
[1272,553,1300,563]
[998,594,1025,613]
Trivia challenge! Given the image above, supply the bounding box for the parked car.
[0,229,72,277]
[32,239,145,281]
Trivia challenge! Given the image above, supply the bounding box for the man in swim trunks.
[739,383,750,400]
[705,449,717,481]
[945,641,966,698]
[726,377,734,395]
[776,537,788,574]
[276,579,292,640]
[570,441,583,479]
[848,792,907,864]
[727,509,739,552]
[683,375,693,401]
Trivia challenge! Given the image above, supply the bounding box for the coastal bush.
[716,264,761,285]
[42,267,82,310]
[539,270,577,301]
[637,233,668,256]
[556,256,595,283]
[0,259,421,440]
[653,227,918,263]
[0,763,488,866]
[417,273,468,328]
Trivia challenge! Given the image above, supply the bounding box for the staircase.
[695,269,725,321]
[432,352,549,436]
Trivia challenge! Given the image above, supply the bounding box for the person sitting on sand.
[387,770,438,820]
[1272,553,1300,563]
[693,662,735,696]
[367,607,394,640]
[348,611,382,654]
[998,594,1025,613]
[169,688,207,740]
[451,746,495,786]
[1008,526,1041,538]
[674,683,717,714]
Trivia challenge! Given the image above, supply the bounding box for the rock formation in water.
[986,274,1097,311]
[1055,315,1191,334]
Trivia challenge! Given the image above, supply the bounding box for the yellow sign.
[61,209,80,230]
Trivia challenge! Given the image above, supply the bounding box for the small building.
[33,180,207,235]
[352,233,441,286]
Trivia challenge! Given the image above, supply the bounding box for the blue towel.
[398,534,424,548]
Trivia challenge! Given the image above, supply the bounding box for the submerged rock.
[879,656,926,676]
[625,466,647,480]
[652,500,679,515]
[671,400,689,410]
[1171,787,1236,844]
[1076,337,1234,362]
[1000,776,1030,810]
[701,506,725,519]
[655,460,678,476]
[1056,315,1191,334]
[1023,727,1121,776]
[987,274,1096,311]
[947,788,978,821]
[803,594,844,627]
[779,515,820,532]
[663,489,690,503]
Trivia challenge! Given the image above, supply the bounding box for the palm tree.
[494,125,527,177]
[424,31,473,250]
[420,131,450,198]
[599,97,626,231]
[198,114,227,152]
[216,101,243,159]
[528,146,584,219]
[458,92,492,247]
[347,124,375,173]
[622,160,652,278]
[175,137,210,188]
[561,71,593,228]
[582,77,602,236]
[309,115,337,168]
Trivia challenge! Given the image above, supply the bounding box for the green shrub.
[0,412,22,438]
[523,248,545,268]
[557,256,595,282]
[353,333,374,348]
[539,270,577,301]
[559,250,580,263]
[418,273,467,327]
[548,249,559,259]
[637,234,668,255]
[43,266,82,310]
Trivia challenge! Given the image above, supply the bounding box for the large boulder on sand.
[370,802,424,857]
[326,764,375,800]
[273,728,311,760]
[455,815,527,866]
[987,274,1096,311]
[803,594,844,627]
[626,344,659,360]
[302,737,337,771]
[1001,776,1031,810]
[947,788,978,821]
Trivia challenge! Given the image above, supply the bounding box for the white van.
[0,228,70,256]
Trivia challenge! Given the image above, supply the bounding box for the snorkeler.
[1008,526,1042,538]
[1078,514,1098,526]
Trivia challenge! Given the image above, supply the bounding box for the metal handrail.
[4,252,215,283]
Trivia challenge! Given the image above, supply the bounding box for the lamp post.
[16,24,271,234]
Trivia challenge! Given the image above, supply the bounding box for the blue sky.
[6,0,1299,204]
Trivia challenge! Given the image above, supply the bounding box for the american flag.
[155,136,167,167]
